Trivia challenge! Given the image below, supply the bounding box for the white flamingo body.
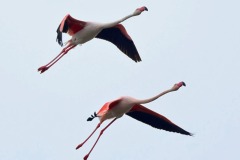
[71,22,102,44]
[99,96,136,121]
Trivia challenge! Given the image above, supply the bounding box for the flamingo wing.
[126,104,192,136]
[56,14,86,46]
[95,24,141,62]
[97,99,122,117]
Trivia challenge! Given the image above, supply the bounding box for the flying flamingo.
[76,82,192,160]
[38,6,148,73]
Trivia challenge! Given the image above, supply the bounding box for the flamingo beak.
[138,6,148,12]
[176,81,186,88]
[182,82,186,86]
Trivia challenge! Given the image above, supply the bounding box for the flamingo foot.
[38,66,49,74]
[76,143,84,150]
[83,154,89,160]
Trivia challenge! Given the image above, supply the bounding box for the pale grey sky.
[0,0,240,160]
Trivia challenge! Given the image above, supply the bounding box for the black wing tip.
[56,26,63,46]
[183,132,193,136]
[87,112,97,121]
[161,126,193,136]
[126,53,141,63]
[135,57,142,62]
[87,117,94,121]
[177,128,193,136]
[56,18,69,47]
[132,54,142,62]
[128,51,141,63]
[56,33,63,46]
[188,132,194,136]
[165,129,193,136]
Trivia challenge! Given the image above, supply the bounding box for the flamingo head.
[133,6,148,16]
[171,81,186,91]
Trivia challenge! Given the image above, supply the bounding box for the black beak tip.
[182,82,186,86]
[144,7,148,11]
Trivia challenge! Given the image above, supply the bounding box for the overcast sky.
[1,0,240,160]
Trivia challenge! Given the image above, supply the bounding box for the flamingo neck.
[136,89,173,104]
[102,13,134,28]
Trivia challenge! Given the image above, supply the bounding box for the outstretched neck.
[136,89,173,104]
[103,13,135,28]
[135,82,185,104]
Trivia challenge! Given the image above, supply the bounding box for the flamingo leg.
[76,122,101,150]
[38,44,77,74]
[83,118,117,160]
[45,44,76,70]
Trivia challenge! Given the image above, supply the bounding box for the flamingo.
[76,82,192,160]
[38,6,148,74]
